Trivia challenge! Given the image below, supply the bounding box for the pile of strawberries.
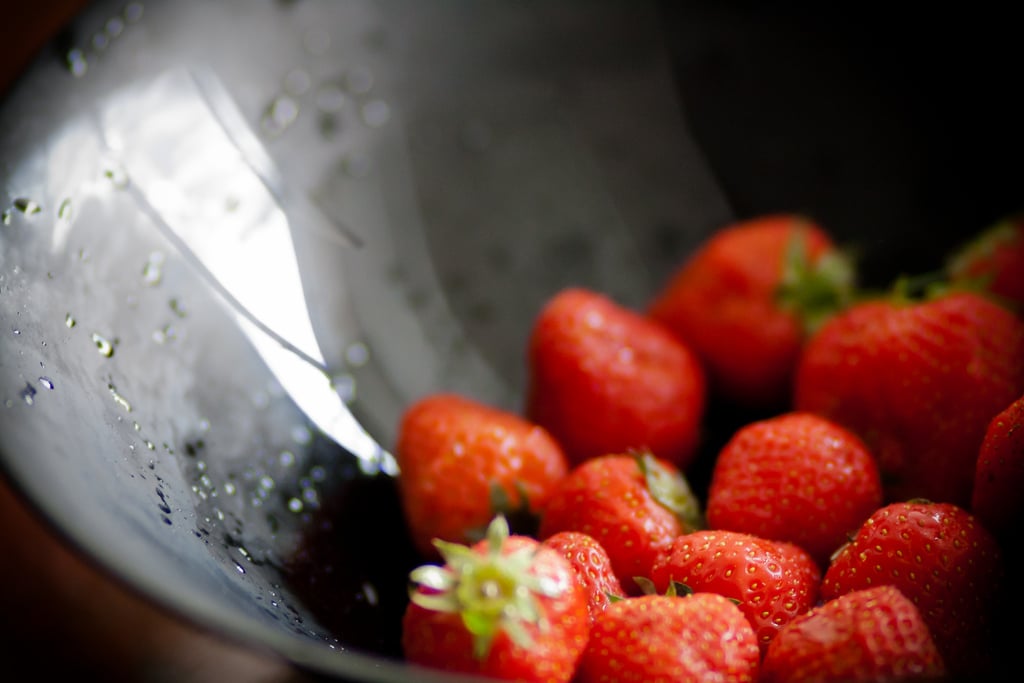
[392,214,1024,682]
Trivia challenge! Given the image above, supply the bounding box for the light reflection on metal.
[97,68,395,475]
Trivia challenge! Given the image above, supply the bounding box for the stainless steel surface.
[0,1,730,680]
[100,66,395,476]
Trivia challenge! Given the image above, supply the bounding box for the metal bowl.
[1,1,1017,681]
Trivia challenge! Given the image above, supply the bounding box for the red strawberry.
[525,287,706,468]
[821,501,1004,677]
[971,391,1024,543]
[794,291,1024,506]
[402,516,589,682]
[537,452,703,594]
[649,529,821,656]
[706,412,883,566]
[761,585,946,683]
[949,215,1024,313]
[648,214,853,408]
[540,531,625,625]
[395,393,569,558]
[575,592,760,683]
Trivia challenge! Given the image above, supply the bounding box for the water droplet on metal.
[20,383,37,405]
[224,482,237,496]
[344,341,369,367]
[57,198,73,221]
[362,582,379,606]
[152,324,177,344]
[91,32,110,51]
[234,561,246,575]
[108,383,132,412]
[290,424,311,445]
[106,16,125,38]
[360,100,390,127]
[104,165,129,188]
[287,497,303,513]
[13,198,42,215]
[142,251,164,286]
[1,209,11,225]
[279,450,295,467]
[123,3,144,23]
[65,313,76,328]
[302,487,320,507]
[10,327,20,336]
[332,373,356,403]
[39,377,54,390]
[262,96,299,136]
[168,298,187,318]
[66,48,88,77]
[92,333,114,357]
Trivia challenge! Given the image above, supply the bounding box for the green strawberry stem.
[490,481,541,537]
[633,576,694,598]
[776,229,857,334]
[636,452,704,532]
[889,270,955,302]
[408,515,562,659]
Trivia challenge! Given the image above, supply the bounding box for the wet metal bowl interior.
[0,1,730,681]
[0,1,1018,682]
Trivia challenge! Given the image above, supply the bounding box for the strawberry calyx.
[464,482,541,543]
[408,515,563,659]
[633,576,743,606]
[636,451,704,533]
[633,576,693,597]
[490,481,541,537]
[775,228,856,333]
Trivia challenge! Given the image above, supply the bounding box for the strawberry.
[761,585,946,683]
[820,501,1005,678]
[649,529,821,656]
[794,291,1024,507]
[537,452,703,594]
[705,411,883,566]
[948,214,1024,313]
[575,592,760,683]
[540,531,625,625]
[525,287,706,468]
[971,391,1024,544]
[648,214,853,408]
[395,393,569,558]
[402,516,589,682]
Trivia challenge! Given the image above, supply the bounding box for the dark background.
[2,1,1020,681]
